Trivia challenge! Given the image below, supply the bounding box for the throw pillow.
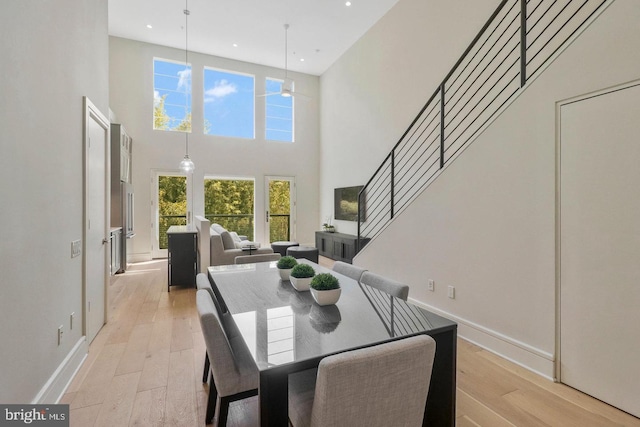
[220,231,235,250]
[211,223,227,235]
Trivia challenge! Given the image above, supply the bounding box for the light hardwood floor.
[61,259,640,426]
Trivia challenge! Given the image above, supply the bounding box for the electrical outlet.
[58,325,64,345]
[448,286,455,299]
[71,240,81,258]
[428,280,435,292]
[70,312,75,330]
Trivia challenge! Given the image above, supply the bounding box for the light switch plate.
[71,240,81,258]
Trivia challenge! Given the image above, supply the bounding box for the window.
[153,58,191,131]
[204,68,255,139]
[204,178,255,240]
[265,78,294,142]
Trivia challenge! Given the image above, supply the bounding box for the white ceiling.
[108,0,400,76]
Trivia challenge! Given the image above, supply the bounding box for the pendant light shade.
[180,154,195,173]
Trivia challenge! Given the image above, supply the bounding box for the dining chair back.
[360,271,409,301]
[235,253,282,264]
[332,261,366,282]
[197,289,259,426]
[288,334,436,427]
[196,273,230,383]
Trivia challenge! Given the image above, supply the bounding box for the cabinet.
[110,123,132,184]
[167,226,198,291]
[315,231,369,264]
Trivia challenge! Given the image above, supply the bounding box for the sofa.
[208,223,274,266]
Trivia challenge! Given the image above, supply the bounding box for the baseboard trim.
[408,298,555,380]
[129,252,152,263]
[32,337,88,404]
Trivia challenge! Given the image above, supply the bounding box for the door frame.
[151,169,193,258]
[555,79,640,381]
[264,176,296,244]
[83,96,110,340]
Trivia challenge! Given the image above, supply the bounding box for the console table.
[167,225,198,291]
[315,231,368,263]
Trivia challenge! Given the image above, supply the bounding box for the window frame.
[265,77,295,143]
[203,66,256,140]
[153,57,192,133]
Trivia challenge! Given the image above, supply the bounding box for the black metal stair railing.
[358,0,610,249]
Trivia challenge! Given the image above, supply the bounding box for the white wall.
[0,0,109,402]
[320,0,499,235]
[109,37,320,259]
[345,0,640,377]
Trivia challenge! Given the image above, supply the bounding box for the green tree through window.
[158,175,187,249]
[204,179,255,240]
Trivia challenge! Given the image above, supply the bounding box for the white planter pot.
[278,268,293,281]
[311,288,342,306]
[290,276,312,291]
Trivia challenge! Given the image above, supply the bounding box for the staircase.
[357,0,611,248]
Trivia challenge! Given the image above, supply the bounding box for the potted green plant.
[290,263,315,291]
[310,273,341,305]
[276,256,298,280]
[322,216,335,233]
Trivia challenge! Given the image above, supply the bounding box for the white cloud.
[177,68,191,92]
[204,79,237,102]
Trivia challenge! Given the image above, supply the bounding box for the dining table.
[207,259,457,426]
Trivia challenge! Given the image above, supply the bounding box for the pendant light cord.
[184,2,190,156]
[284,24,289,80]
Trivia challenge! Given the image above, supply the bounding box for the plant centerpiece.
[276,256,298,280]
[322,216,335,233]
[310,273,341,305]
[290,264,315,291]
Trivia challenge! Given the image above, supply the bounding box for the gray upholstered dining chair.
[288,334,436,427]
[197,274,217,383]
[360,270,410,301]
[332,261,367,282]
[196,289,259,426]
[235,253,281,264]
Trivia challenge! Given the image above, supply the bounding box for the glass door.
[151,171,191,258]
[265,176,296,243]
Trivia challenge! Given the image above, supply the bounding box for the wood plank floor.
[61,259,640,426]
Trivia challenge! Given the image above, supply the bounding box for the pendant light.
[281,24,292,97]
[179,3,195,174]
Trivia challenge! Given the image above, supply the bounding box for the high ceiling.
[108,0,400,76]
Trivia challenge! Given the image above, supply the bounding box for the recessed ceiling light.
[233,43,238,47]
[146,24,153,29]
[300,58,305,62]
[345,1,352,6]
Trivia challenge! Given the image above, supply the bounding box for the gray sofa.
[209,223,274,266]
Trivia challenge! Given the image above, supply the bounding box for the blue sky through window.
[153,58,191,131]
[265,79,294,142]
[204,68,255,139]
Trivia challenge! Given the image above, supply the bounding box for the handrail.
[358,0,609,250]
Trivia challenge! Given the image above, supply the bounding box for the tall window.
[265,78,294,142]
[157,175,187,249]
[204,178,255,240]
[204,68,255,139]
[153,58,192,131]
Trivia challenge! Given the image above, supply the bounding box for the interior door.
[151,171,191,258]
[559,82,640,417]
[84,98,110,343]
[265,176,296,244]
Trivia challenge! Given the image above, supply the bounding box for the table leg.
[423,328,457,426]
[259,368,289,427]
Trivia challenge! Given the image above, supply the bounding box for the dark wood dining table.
[208,259,457,426]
